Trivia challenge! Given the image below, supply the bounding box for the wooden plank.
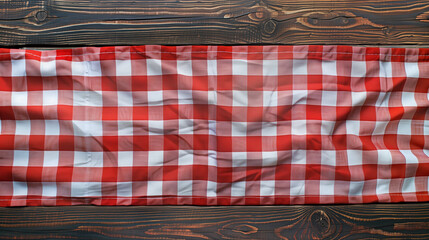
[2,0,429,46]
[1,204,429,239]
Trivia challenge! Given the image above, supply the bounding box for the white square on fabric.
[400,150,418,164]
[321,90,337,106]
[320,180,335,195]
[15,120,31,135]
[232,90,248,107]
[402,177,416,193]
[397,119,412,135]
[321,120,335,135]
[376,179,390,195]
[232,59,247,75]
[291,149,306,164]
[146,59,162,76]
[231,181,246,196]
[147,181,163,196]
[117,182,133,197]
[117,121,133,136]
[260,180,275,196]
[177,180,193,196]
[346,120,360,135]
[261,122,277,136]
[208,91,217,105]
[40,61,57,77]
[351,61,366,78]
[373,121,388,135]
[43,90,58,106]
[12,59,26,77]
[292,90,307,105]
[43,151,59,167]
[74,151,88,167]
[349,181,364,196]
[72,120,86,136]
[291,120,306,135]
[117,91,133,106]
[375,92,390,108]
[13,150,29,166]
[231,122,247,137]
[177,60,193,76]
[70,182,87,197]
[42,182,57,197]
[118,151,133,167]
[86,61,102,77]
[73,91,103,107]
[11,91,28,106]
[379,61,392,78]
[292,59,307,75]
[207,60,217,76]
[90,152,103,167]
[73,120,103,136]
[148,151,164,166]
[13,181,27,196]
[290,180,305,196]
[263,60,278,76]
[263,91,278,107]
[322,61,337,76]
[207,181,217,197]
[116,60,132,76]
[321,150,336,166]
[87,182,102,196]
[404,62,419,78]
[262,151,277,166]
[377,150,392,165]
[232,152,247,167]
[45,120,60,135]
[72,61,85,76]
[178,150,193,165]
[177,90,193,105]
[208,150,217,167]
[351,91,366,106]
[208,120,216,136]
[74,152,103,167]
[178,119,194,135]
[347,150,362,166]
[147,91,163,106]
[71,182,101,197]
[148,120,164,135]
[401,92,417,107]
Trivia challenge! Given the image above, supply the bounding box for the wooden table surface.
[2,0,429,46]
[1,0,429,239]
[1,204,429,239]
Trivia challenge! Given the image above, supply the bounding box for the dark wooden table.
[1,0,429,239]
[1,204,429,239]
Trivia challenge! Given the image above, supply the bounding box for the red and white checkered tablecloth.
[0,45,428,206]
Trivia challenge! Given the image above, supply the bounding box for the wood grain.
[0,204,429,239]
[2,0,429,46]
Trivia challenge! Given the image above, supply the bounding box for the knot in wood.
[233,224,258,235]
[35,10,48,22]
[248,7,269,21]
[310,209,330,234]
[310,18,319,25]
[255,7,265,19]
[263,20,277,34]
[340,17,349,24]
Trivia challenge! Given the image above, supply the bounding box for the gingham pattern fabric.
[0,45,428,206]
